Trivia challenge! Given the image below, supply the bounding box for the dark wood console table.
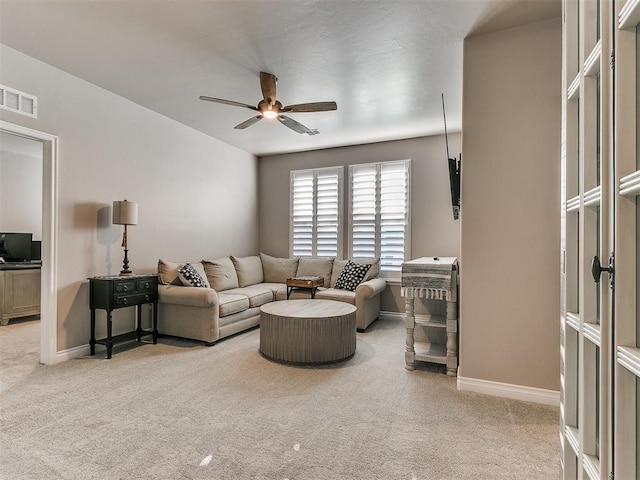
[89,274,158,359]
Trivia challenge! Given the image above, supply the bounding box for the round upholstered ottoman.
[259,299,357,365]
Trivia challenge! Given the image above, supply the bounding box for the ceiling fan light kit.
[200,71,337,135]
[263,109,278,119]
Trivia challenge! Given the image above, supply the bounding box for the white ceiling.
[0,0,560,156]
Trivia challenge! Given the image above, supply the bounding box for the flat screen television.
[0,232,33,262]
[448,154,461,220]
[441,93,461,220]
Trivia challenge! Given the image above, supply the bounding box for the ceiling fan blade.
[281,101,338,113]
[278,115,319,135]
[234,115,263,129]
[199,96,258,111]
[260,72,277,107]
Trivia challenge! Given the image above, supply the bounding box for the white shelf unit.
[401,257,458,376]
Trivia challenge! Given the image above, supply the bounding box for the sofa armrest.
[355,278,387,299]
[158,284,219,308]
[354,278,386,331]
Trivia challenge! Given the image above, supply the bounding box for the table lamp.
[112,200,138,276]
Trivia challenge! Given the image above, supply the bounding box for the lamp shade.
[112,200,138,226]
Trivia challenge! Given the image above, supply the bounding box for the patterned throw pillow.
[334,260,371,291]
[178,263,209,288]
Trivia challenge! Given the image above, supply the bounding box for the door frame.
[613,2,640,476]
[1,120,58,365]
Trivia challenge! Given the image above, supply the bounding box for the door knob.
[591,254,614,284]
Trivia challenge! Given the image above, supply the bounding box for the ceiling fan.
[199,72,337,136]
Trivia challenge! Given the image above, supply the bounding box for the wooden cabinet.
[401,257,458,376]
[0,267,41,325]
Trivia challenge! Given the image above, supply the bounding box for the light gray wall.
[461,19,561,391]
[0,44,258,351]
[0,148,43,239]
[258,134,461,312]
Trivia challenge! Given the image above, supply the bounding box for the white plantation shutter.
[349,160,411,274]
[379,162,409,270]
[291,170,314,257]
[316,172,341,257]
[351,164,377,259]
[290,167,342,258]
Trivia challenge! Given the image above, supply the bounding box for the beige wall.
[0,45,258,351]
[461,19,561,391]
[258,134,462,312]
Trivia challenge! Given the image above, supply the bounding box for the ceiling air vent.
[0,84,38,118]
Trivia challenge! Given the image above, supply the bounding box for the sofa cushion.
[218,306,261,329]
[260,253,299,283]
[217,293,250,317]
[224,286,273,307]
[157,259,183,285]
[256,282,286,298]
[315,288,357,305]
[178,263,210,288]
[360,258,381,281]
[231,255,264,287]
[334,260,371,291]
[203,257,239,291]
[296,257,334,287]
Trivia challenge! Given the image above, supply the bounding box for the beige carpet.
[0,317,559,479]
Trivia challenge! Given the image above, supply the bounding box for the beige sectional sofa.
[156,253,387,346]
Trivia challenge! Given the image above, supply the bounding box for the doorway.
[0,121,58,365]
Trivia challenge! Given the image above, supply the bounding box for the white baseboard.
[380,312,559,407]
[55,344,91,362]
[457,376,560,406]
[379,311,404,321]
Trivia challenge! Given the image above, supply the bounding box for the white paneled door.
[561,1,640,479]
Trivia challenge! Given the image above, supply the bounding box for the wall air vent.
[0,84,38,118]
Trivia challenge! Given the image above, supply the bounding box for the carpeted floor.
[0,316,559,479]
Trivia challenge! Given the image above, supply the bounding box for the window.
[349,160,411,275]
[289,160,411,276]
[290,166,343,258]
